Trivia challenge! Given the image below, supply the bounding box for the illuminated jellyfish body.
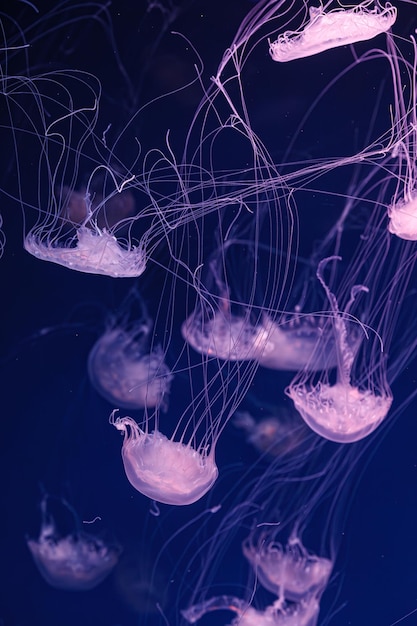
[3,57,153,278]
[88,325,173,411]
[182,308,268,362]
[269,2,397,63]
[27,495,121,591]
[287,257,392,443]
[25,221,146,278]
[182,594,320,626]
[242,534,332,603]
[387,35,417,241]
[256,314,338,371]
[110,412,218,506]
[388,191,417,240]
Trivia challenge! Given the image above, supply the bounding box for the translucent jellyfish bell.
[181,308,268,362]
[181,255,268,362]
[27,495,121,591]
[287,258,392,443]
[256,314,338,371]
[242,534,332,603]
[269,2,397,62]
[88,325,173,411]
[387,35,417,241]
[25,223,146,278]
[110,412,218,506]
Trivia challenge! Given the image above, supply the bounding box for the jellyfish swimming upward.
[1,1,417,626]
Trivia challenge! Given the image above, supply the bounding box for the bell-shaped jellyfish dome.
[388,193,417,240]
[256,314,339,371]
[88,326,173,411]
[182,309,268,362]
[387,44,417,242]
[269,2,397,62]
[25,223,147,278]
[182,594,320,626]
[287,258,392,443]
[242,534,332,603]
[27,495,121,591]
[110,412,218,506]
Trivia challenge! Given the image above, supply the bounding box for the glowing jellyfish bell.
[27,495,121,591]
[88,321,173,411]
[387,35,417,241]
[110,411,219,506]
[287,257,392,443]
[242,532,332,604]
[16,65,147,278]
[269,1,397,62]
[25,203,147,278]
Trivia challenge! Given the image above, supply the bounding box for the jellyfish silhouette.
[88,308,173,412]
[27,495,121,591]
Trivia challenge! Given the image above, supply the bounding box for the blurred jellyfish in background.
[88,286,173,411]
[27,493,122,591]
[1,1,417,625]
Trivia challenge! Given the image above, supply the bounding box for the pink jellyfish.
[27,495,121,591]
[269,1,397,62]
[88,287,173,410]
[242,533,332,604]
[88,323,173,411]
[387,35,417,240]
[110,411,218,506]
[287,257,392,443]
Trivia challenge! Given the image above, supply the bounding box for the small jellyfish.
[182,594,320,626]
[27,495,121,591]
[110,412,218,506]
[88,325,173,411]
[242,534,332,603]
[234,408,311,458]
[287,257,392,443]
[269,2,397,62]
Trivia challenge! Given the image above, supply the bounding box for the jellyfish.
[88,325,173,411]
[387,34,417,241]
[27,495,121,591]
[269,2,397,63]
[242,534,332,603]
[287,257,392,443]
[182,307,269,362]
[110,411,219,506]
[233,406,310,458]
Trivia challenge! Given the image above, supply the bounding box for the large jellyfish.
[110,411,219,506]
[27,495,121,591]
[269,1,397,62]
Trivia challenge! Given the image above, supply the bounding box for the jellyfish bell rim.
[24,226,147,278]
[287,381,393,443]
[111,414,219,505]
